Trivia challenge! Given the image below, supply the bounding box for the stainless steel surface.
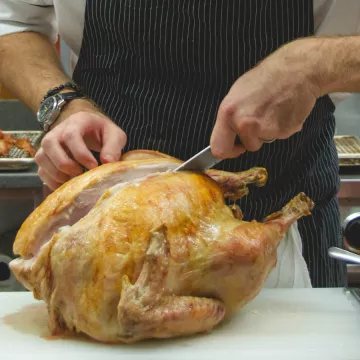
[338,154,360,159]
[0,131,43,170]
[335,93,360,138]
[350,287,360,304]
[343,212,360,255]
[344,212,360,229]
[338,175,360,199]
[335,135,360,152]
[338,177,360,279]
[175,145,222,171]
[348,265,360,287]
[328,247,360,265]
[0,100,38,131]
[335,135,360,165]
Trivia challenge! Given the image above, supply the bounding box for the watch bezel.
[37,90,85,132]
[37,94,65,132]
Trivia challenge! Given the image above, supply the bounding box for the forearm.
[0,31,71,111]
[280,36,360,97]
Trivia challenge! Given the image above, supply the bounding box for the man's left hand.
[210,40,322,159]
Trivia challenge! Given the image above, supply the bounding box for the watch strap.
[58,91,86,103]
[40,91,86,132]
[41,82,83,103]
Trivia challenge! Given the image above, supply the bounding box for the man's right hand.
[34,100,127,190]
[0,32,126,190]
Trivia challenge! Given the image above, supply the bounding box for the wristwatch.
[37,91,85,132]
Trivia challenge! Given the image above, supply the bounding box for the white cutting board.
[1,288,360,360]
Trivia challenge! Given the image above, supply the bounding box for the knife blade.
[174,145,222,172]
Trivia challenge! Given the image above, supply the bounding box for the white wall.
[335,94,360,137]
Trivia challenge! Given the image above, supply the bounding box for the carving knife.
[174,145,222,172]
[175,137,243,172]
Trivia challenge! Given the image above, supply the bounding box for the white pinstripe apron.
[73,0,346,288]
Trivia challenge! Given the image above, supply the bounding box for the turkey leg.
[117,225,225,343]
[206,167,268,200]
[205,192,314,312]
[264,192,314,233]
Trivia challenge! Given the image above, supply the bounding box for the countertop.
[0,288,359,359]
[341,175,360,181]
[0,164,42,189]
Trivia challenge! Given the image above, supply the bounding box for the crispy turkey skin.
[10,150,314,343]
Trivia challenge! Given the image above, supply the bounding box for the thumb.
[100,122,127,163]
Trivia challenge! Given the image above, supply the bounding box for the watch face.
[37,97,57,124]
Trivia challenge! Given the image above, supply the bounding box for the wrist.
[294,37,338,97]
[37,81,105,132]
[281,36,360,97]
[272,38,325,98]
[49,98,104,130]
[37,82,87,132]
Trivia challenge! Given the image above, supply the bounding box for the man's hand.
[35,100,127,190]
[210,39,323,159]
[0,32,127,190]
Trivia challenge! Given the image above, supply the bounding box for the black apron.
[73,0,346,288]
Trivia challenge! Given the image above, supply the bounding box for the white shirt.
[0,0,359,102]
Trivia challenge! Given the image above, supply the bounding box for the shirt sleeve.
[0,0,57,43]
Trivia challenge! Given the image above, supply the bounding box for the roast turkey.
[10,150,314,343]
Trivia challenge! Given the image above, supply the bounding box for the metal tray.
[0,130,43,171]
[334,135,360,167]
